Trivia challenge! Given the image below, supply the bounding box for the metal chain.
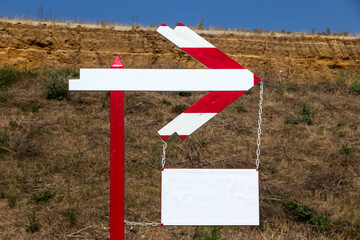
[124,140,167,227]
[161,139,167,169]
[124,220,159,226]
[123,140,167,227]
[256,81,263,169]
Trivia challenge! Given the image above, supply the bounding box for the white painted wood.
[161,169,259,226]
[157,25,214,48]
[158,113,216,137]
[69,69,254,91]
[174,24,215,48]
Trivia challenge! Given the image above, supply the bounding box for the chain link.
[161,139,167,169]
[124,220,159,227]
[256,81,263,169]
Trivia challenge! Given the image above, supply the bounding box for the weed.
[337,70,348,86]
[197,18,204,30]
[236,103,246,112]
[326,27,331,35]
[195,227,222,240]
[349,79,360,93]
[43,69,78,100]
[338,131,346,137]
[131,24,140,30]
[30,190,54,203]
[354,217,360,231]
[0,66,37,91]
[338,146,355,155]
[64,209,77,225]
[171,104,188,114]
[337,121,345,127]
[282,199,332,231]
[0,129,10,155]
[284,118,299,125]
[300,102,311,117]
[7,194,17,208]
[300,115,313,125]
[311,214,333,232]
[178,91,192,97]
[25,210,40,233]
[286,79,298,91]
[316,126,325,135]
[17,176,27,190]
[298,149,312,154]
[285,102,313,125]
[20,102,39,113]
[264,196,332,232]
[162,99,172,106]
[0,191,6,199]
[0,90,9,102]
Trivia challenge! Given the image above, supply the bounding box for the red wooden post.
[110,55,125,239]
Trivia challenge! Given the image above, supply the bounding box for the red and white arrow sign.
[157,23,261,140]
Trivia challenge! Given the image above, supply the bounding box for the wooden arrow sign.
[157,23,261,140]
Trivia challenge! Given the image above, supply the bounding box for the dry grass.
[0,65,359,239]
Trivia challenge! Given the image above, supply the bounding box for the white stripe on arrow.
[158,113,216,139]
[69,69,255,91]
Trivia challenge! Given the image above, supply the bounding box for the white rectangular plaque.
[161,169,259,226]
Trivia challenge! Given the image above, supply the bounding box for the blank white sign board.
[161,169,259,226]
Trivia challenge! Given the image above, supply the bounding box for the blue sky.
[0,0,359,34]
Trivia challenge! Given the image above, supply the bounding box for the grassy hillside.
[0,20,360,239]
[0,65,359,239]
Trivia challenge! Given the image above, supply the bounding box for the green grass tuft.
[266,196,332,232]
[195,227,222,240]
[349,80,360,93]
[43,69,79,100]
[285,102,314,125]
[64,209,78,225]
[0,66,37,91]
[236,103,246,113]
[285,118,299,125]
[25,210,40,233]
[338,146,355,155]
[7,194,17,208]
[30,190,54,203]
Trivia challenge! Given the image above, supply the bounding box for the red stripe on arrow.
[254,75,261,85]
[181,48,245,69]
[184,91,246,113]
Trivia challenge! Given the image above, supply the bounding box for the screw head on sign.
[111,55,124,69]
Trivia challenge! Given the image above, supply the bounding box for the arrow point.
[111,55,124,69]
[254,75,261,85]
[160,23,168,26]
[177,22,186,26]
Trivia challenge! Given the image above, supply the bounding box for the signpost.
[69,23,262,239]
[109,56,125,239]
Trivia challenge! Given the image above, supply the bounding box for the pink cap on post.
[111,55,124,69]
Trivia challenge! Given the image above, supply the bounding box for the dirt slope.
[0,20,359,79]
